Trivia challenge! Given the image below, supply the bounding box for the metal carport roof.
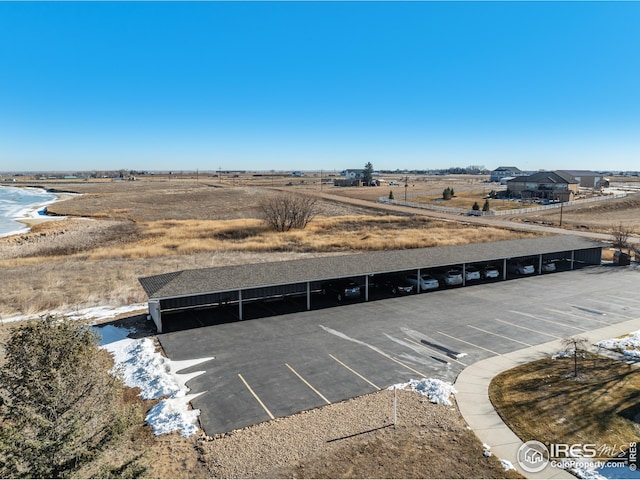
[139,235,605,300]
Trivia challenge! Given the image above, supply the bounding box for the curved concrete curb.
[454,317,640,479]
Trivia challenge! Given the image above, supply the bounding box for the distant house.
[343,169,365,180]
[506,171,578,202]
[490,166,524,183]
[557,170,608,189]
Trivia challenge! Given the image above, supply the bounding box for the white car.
[541,261,556,273]
[482,265,500,279]
[405,273,440,291]
[437,268,464,286]
[508,261,535,275]
[465,266,481,281]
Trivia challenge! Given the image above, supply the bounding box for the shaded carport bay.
[139,235,605,333]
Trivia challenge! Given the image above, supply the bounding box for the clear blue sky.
[1,1,639,173]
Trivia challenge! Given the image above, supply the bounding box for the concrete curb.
[454,317,640,479]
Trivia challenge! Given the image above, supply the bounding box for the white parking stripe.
[238,373,275,420]
[402,337,468,366]
[494,318,561,339]
[607,294,640,305]
[467,325,533,347]
[285,363,331,405]
[508,310,588,331]
[329,354,381,390]
[436,331,501,356]
[581,298,640,317]
[544,308,611,325]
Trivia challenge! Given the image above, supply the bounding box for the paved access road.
[157,264,640,436]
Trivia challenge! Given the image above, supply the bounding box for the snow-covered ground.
[389,378,457,406]
[596,330,640,358]
[97,324,214,437]
[1,303,148,324]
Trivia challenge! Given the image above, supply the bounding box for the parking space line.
[285,363,331,405]
[467,325,533,347]
[493,318,561,339]
[580,299,638,318]
[329,354,381,390]
[365,345,428,378]
[544,308,611,325]
[402,337,467,366]
[607,294,640,305]
[436,331,501,356]
[237,373,275,420]
[508,310,588,331]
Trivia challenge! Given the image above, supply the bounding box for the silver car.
[508,261,535,275]
[405,273,440,291]
[438,268,464,286]
[465,266,481,281]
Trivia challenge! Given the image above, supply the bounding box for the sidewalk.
[454,317,640,479]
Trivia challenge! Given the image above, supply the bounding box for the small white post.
[393,386,397,426]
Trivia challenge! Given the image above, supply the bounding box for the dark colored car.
[321,279,361,302]
[372,274,415,295]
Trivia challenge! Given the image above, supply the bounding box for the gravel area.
[197,389,520,479]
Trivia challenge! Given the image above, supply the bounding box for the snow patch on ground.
[96,324,214,437]
[552,349,575,359]
[482,443,493,457]
[596,330,640,358]
[570,466,608,480]
[389,378,457,406]
[2,303,147,324]
[500,459,515,471]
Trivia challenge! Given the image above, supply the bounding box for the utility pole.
[404,176,408,202]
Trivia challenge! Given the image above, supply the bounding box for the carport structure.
[139,235,604,333]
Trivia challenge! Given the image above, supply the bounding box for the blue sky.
[1,1,639,173]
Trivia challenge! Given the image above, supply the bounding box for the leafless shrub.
[612,223,634,254]
[561,336,590,378]
[258,193,318,232]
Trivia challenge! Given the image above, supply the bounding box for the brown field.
[0,179,538,318]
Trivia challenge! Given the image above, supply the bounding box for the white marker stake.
[393,386,397,426]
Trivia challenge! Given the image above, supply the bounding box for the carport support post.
[571,250,575,270]
[365,276,369,301]
[306,281,311,310]
[538,255,543,274]
[416,268,421,293]
[238,290,243,320]
[462,264,466,287]
[503,258,507,280]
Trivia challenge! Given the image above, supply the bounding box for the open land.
[1,173,639,478]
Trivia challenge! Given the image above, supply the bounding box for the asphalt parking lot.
[157,264,640,435]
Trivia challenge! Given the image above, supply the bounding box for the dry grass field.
[0,178,538,318]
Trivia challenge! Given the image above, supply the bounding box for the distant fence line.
[379,192,628,217]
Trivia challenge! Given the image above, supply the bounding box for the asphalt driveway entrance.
[157,265,640,435]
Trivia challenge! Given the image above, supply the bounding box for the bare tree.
[612,223,634,254]
[259,192,318,232]
[561,336,590,378]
